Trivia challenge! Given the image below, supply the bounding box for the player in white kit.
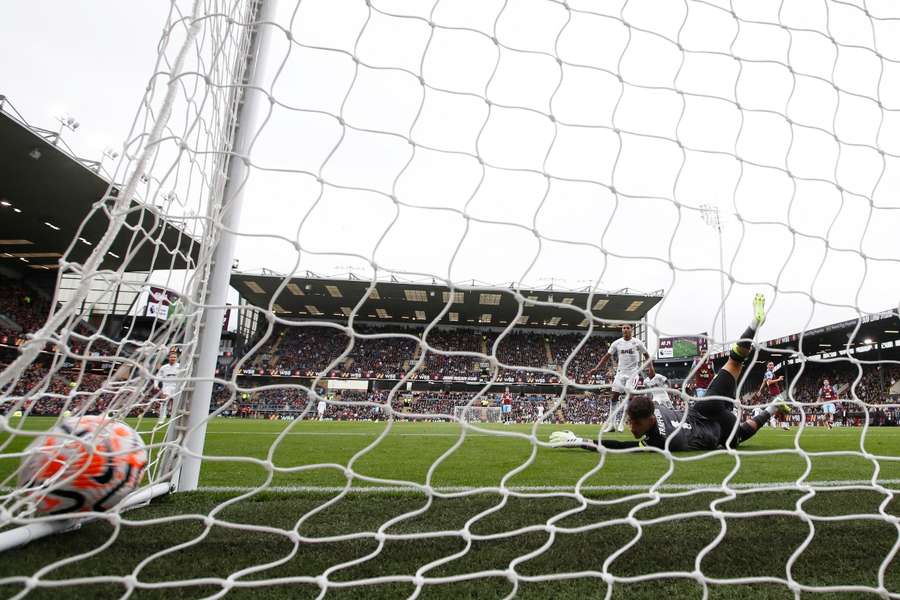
[645,373,673,409]
[586,324,655,432]
[317,398,328,420]
[155,352,181,420]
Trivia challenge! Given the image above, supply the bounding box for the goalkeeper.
[551,294,788,452]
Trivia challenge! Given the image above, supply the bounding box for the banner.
[327,379,369,391]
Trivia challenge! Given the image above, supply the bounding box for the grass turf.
[2,418,900,598]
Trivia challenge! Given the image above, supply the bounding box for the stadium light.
[700,204,727,349]
[54,111,80,144]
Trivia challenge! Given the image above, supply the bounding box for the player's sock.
[705,369,737,398]
[736,412,771,443]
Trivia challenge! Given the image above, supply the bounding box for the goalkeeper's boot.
[549,430,583,447]
[751,292,766,328]
[731,294,767,363]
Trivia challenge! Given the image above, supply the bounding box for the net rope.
[2,0,900,597]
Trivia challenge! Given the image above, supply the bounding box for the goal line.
[179,479,900,494]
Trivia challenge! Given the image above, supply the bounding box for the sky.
[2,0,899,351]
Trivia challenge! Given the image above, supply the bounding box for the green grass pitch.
[2,417,900,599]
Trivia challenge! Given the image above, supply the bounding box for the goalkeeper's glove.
[549,430,584,447]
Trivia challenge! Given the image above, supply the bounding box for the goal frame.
[0,0,278,552]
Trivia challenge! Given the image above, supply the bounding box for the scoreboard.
[657,335,708,359]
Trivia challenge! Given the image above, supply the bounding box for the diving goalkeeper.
[550,294,788,451]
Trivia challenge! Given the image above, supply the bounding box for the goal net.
[453,406,502,424]
[1,0,900,597]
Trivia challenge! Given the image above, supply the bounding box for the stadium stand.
[0,275,49,337]
[3,268,899,427]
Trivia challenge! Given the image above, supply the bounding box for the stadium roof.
[710,309,900,363]
[230,273,663,332]
[761,310,900,356]
[0,107,199,277]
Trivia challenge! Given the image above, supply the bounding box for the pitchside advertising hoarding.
[657,334,709,360]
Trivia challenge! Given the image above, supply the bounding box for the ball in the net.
[18,416,147,514]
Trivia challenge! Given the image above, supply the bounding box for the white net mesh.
[2,0,900,597]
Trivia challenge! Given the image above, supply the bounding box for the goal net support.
[1,0,900,596]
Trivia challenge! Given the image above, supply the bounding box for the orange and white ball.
[18,416,147,514]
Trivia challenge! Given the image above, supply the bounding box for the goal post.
[0,0,272,549]
[172,0,280,493]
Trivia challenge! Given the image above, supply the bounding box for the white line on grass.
[192,429,877,438]
[190,479,900,493]
[176,431,504,437]
[4,480,899,494]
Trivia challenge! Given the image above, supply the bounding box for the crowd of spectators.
[3,355,898,425]
[214,387,621,424]
[548,333,610,383]
[0,277,48,340]
[257,326,350,376]
[0,364,115,416]
[3,278,900,427]
[416,328,485,379]
[245,325,619,385]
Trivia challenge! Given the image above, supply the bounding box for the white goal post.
[1,0,899,597]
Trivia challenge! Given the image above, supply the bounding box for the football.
[18,416,147,514]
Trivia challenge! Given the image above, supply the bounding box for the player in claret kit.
[586,323,655,432]
[818,378,838,429]
[501,389,513,423]
[551,294,790,452]
[693,357,715,398]
[758,361,785,403]
[757,360,789,429]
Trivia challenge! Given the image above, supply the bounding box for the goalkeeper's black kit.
[594,369,764,452]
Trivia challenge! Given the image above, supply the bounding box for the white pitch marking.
[188,479,900,494]
[4,480,899,494]
[170,431,504,437]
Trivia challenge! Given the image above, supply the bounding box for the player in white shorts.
[587,323,655,432]
[645,373,674,409]
[317,398,327,421]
